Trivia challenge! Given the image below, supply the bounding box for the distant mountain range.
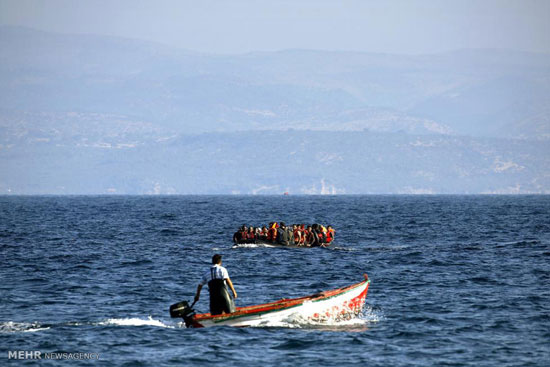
[1,129,548,194]
[0,26,549,194]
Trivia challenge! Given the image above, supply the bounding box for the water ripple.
[0,195,549,366]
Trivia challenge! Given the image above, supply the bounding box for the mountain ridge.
[1,26,549,194]
[2,25,549,138]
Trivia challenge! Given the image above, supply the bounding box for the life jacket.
[239,230,247,241]
[267,225,277,241]
[326,229,335,243]
[293,228,301,243]
[299,225,306,243]
[320,226,328,242]
[316,229,326,244]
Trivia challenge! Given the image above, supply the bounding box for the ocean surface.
[1,195,549,366]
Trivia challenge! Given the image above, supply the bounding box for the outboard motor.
[169,300,196,327]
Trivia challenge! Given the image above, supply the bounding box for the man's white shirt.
[200,264,229,287]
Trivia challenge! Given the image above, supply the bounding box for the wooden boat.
[170,274,369,328]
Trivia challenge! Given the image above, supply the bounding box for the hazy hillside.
[2,26,549,138]
[1,26,549,194]
[1,130,548,194]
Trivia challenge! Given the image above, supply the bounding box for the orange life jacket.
[326,229,335,243]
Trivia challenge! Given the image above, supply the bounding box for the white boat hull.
[188,275,370,328]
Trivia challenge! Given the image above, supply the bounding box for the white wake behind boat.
[170,274,370,328]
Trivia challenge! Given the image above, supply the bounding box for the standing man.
[194,254,237,315]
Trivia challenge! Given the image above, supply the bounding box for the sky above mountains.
[1,0,549,55]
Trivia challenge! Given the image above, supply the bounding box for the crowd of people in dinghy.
[233,222,335,247]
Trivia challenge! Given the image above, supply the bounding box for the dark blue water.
[1,196,549,366]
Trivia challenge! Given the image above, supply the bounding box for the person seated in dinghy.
[246,226,256,243]
[255,227,262,240]
[325,225,335,245]
[304,225,314,246]
[292,224,302,245]
[232,227,242,244]
[276,222,292,246]
[259,226,268,240]
[237,225,250,244]
[267,222,278,243]
[310,224,325,247]
[194,254,238,315]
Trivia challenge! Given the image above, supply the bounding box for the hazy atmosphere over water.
[1,0,549,194]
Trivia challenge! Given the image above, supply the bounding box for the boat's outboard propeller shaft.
[169,300,196,327]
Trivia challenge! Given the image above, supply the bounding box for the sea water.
[1,195,549,366]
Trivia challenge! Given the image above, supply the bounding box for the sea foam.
[98,316,174,328]
[0,321,50,333]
